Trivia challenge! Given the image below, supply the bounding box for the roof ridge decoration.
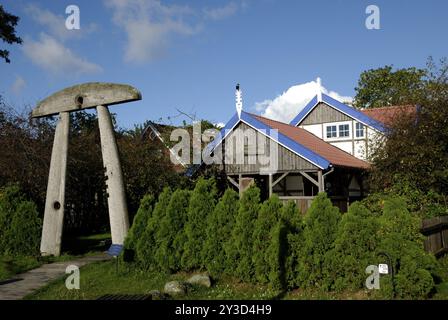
[316,77,322,102]
[289,92,386,132]
[235,83,243,119]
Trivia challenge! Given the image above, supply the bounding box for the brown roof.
[250,113,369,169]
[361,105,417,127]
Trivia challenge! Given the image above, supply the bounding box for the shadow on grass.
[61,233,112,255]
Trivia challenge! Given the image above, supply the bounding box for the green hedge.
[0,185,42,257]
[125,178,438,299]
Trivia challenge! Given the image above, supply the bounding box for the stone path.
[0,253,111,300]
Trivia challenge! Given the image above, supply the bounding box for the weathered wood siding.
[301,102,351,125]
[222,122,318,174]
[421,216,448,257]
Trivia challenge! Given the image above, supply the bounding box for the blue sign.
[107,244,123,257]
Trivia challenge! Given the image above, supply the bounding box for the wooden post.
[269,173,273,198]
[238,174,243,198]
[318,170,324,193]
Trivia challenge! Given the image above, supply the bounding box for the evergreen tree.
[280,201,304,289]
[0,185,41,256]
[378,198,436,299]
[230,185,260,282]
[328,202,380,291]
[203,188,239,277]
[252,195,282,284]
[136,187,171,269]
[155,189,190,272]
[123,194,155,262]
[182,178,218,270]
[299,192,341,289]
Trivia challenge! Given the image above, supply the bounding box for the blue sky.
[1,0,447,128]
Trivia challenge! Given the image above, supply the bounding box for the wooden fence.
[421,216,448,257]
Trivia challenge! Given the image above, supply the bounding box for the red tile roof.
[250,113,370,169]
[361,105,417,127]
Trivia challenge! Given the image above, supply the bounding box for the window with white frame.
[339,124,350,137]
[355,122,364,138]
[326,125,337,138]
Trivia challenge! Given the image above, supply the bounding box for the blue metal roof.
[289,93,386,132]
[206,111,330,169]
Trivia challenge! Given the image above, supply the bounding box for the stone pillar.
[96,105,129,245]
[40,112,70,256]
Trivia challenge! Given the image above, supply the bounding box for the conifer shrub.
[154,189,190,272]
[328,202,380,291]
[252,195,282,284]
[136,187,171,269]
[123,194,155,262]
[0,185,41,257]
[182,178,218,270]
[377,198,436,299]
[230,185,261,282]
[298,192,341,290]
[281,201,304,289]
[203,188,239,277]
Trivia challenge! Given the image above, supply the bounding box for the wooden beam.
[272,172,289,188]
[227,176,239,189]
[300,171,320,188]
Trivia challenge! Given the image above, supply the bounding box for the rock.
[164,281,188,296]
[147,290,166,300]
[187,274,212,288]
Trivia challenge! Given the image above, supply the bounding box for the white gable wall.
[297,102,384,161]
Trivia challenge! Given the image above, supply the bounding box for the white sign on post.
[378,264,389,274]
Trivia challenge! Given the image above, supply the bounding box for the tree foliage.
[0,102,181,236]
[230,185,261,282]
[123,194,155,261]
[281,201,304,289]
[203,188,239,277]
[367,59,448,208]
[0,5,22,63]
[328,202,380,291]
[353,65,426,109]
[182,178,217,270]
[377,198,436,299]
[252,195,282,284]
[155,189,190,272]
[299,192,341,289]
[0,185,41,256]
[136,187,171,269]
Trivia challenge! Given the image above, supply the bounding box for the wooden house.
[206,86,416,212]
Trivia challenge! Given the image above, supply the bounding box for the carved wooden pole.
[40,112,70,256]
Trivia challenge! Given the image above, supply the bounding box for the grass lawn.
[0,233,112,283]
[26,260,378,300]
[24,258,448,300]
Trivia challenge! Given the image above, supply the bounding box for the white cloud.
[25,4,97,42]
[11,75,26,95]
[254,78,353,123]
[105,0,200,63]
[203,2,239,20]
[22,33,102,75]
